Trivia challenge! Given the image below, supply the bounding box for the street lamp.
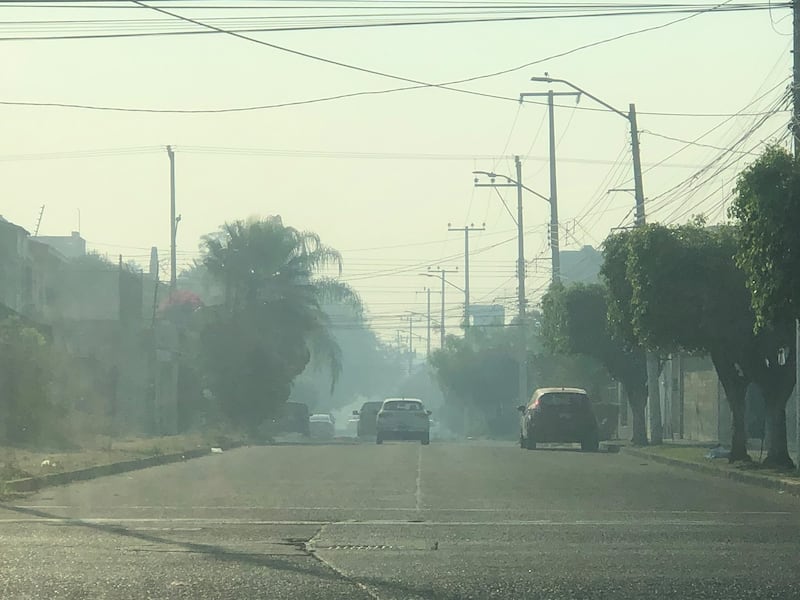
[421,268,459,349]
[528,76,646,227]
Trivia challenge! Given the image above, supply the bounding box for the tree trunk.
[646,353,663,445]
[763,398,795,469]
[728,392,750,463]
[627,386,648,446]
[710,352,751,463]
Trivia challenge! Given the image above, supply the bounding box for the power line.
[0,0,771,116]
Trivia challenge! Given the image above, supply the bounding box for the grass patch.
[0,429,247,484]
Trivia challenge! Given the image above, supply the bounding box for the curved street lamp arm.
[529,76,629,121]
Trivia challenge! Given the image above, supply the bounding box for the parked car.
[276,401,310,436]
[518,387,599,452]
[352,401,383,438]
[309,413,336,439]
[376,398,431,445]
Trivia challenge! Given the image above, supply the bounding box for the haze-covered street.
[1,442,798,599]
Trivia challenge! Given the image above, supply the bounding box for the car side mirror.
[352,410,359,415]
[517,405,526,412]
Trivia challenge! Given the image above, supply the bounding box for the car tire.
[525,429,537,450]
[421,434,430,445]
[581,431,599,452]
[376,434,383,445]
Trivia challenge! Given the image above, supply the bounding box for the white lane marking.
[12,506,794,515]
[415,446,423,512]
[0,518,772,527]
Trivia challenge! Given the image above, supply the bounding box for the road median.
[617,443,800,498]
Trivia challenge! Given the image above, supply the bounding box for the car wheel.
[376,434,383,445]
[525,430,537,450]
[421,434,430,445]
[581,431,599,452]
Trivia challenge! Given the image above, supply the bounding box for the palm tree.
[198,217,361,429]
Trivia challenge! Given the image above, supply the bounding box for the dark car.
[353,401,383,438]
[276,401,310,436]
[518,387,599,452]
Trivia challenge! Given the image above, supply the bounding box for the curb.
[3,445,239,494]
[622,446,800,498]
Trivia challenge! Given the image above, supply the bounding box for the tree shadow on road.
[0,502,462,599]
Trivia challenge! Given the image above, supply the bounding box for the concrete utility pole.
[474,156,550,408]
[167,145,178,291]
[426,287,431,356]
[425,267,456,349]
[528,75,662,443]
[519,88,580,283]
[514,156,528,407]
[449,223,485,329]
[793,0,800,469]
[407,314,414,374]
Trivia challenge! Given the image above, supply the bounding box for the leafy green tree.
[729,145,800,325]
[198,216,361,433]
[541,282,649,446]
[730,145,799,468]
[620,223,756,461]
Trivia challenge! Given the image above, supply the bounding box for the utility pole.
[515,156,528,406]
[407,314,414,374]
[426,267,455,349]
[519,88,579,283]
[473,158,552,408]
[167,145,178,291]
[793,0,800,470]
[630,105,646,227]
[426,287,431,356]
[449,223,485,330]
[629,102,663,444]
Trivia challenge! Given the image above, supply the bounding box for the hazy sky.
[0,1,792,347]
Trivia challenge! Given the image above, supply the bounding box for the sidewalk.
[609,440,800,498]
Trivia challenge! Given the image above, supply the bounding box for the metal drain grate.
[322,544,396,550]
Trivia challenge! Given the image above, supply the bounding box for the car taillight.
[532,399,541,410]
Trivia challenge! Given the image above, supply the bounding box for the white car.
[376,398,431,445]
[309,413,335,440]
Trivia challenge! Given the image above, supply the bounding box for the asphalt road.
[1,440,799,599]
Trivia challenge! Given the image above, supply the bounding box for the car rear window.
[361,403,382,412]
[383,401,423,411]
[538,393,589,407]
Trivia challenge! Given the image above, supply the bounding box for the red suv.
[518,387,599,452]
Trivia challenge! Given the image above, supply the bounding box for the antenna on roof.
[33,205,45,236]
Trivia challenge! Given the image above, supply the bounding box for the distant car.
[518,387,599,452]
[276,401,310,436]
[353,401,383,438]
[376,398,431,445]
[309,413,336,439]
